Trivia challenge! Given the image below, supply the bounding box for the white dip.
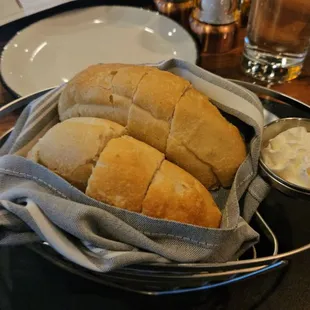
[261,126,310,189]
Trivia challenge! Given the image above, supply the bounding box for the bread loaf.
[27,118,126,190]
[58,64,246,189]
[28,118,221,228]
[86,135,221,228]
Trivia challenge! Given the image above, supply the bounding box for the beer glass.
[242,0,310,83]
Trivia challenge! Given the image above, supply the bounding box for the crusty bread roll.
[27,118,126,190]
[86,135,221,228]
[58,64,246,189]
[28,118,221,228]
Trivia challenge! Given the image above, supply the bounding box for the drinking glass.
[241,0,310,83]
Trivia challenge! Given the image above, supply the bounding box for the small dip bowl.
[259,117,310,200]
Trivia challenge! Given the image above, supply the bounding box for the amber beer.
[242,0,310,83]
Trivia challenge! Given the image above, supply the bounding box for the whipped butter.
[261,126,310,189]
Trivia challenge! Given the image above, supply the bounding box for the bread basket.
[0,60,309,295]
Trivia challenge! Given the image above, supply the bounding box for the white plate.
[1,6,197,96]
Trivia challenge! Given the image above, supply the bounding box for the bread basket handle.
[101,260,288,296]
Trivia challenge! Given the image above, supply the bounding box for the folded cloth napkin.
[0,59,268,272]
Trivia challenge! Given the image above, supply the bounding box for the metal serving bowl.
[259,117,310,200]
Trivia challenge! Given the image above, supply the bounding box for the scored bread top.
[127,69,190,152]
[142,160,221,228]
[86,135,221,228]
[27,118,126,190]
[167,88,246,187]
[86,136,165,212]
[58,64,246,189]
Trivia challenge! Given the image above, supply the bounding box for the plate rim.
[0,5,198,97]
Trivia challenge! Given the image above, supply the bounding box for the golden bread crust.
[168,88,246,187]
[142,160,221,228]
[27,117,126,190]
[58,64,246,188]
[86,136,164,212]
